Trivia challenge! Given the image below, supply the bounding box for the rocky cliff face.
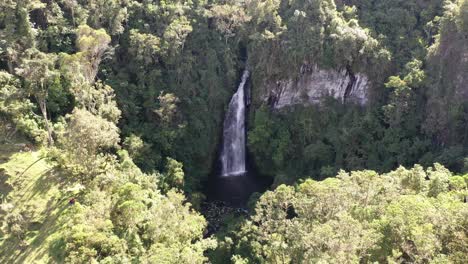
[263,64,370,109]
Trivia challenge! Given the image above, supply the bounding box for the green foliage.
[60,25,111,85]
[84,0,129,36]
[0,127,215,263]
[208,2,252,42]
[129,29,161,65]
[70,81,121,123]
[2,210,28,242]
[51,168,215,263]
[0,0,37,72]
[336,0,445,68]
[424,0,468,150]
[1,0,452,193]
[1,1,468,262]
[248,99,427,183]
[244,0,454,183]
[245,0,388,89]
[123,134,144,158]
[160,157,185,193]
[16,48,60,145]
[105,0,240,187]
[216,165,468,263]
[50,108,120,182]
[0,71,47,142]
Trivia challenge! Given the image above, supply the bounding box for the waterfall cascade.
[220,70,249,177]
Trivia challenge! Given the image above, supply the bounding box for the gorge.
[1,0,467,262]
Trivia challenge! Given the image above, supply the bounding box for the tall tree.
[15,48,58,145]
[53,108,120,182]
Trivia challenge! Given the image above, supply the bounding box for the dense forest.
[0,0,467,263]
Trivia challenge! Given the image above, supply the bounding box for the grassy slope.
[0,140,67,264]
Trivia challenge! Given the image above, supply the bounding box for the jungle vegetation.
[0,0,467,263]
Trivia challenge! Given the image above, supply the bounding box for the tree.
[222,165,467,263]
[0,71,45,142]
[162,16,193,57]
[60,25,111,86]
[52,108,120,182]
[0,0,38,73]
[143,191,215,263]
[123,134,144,159]
[15,48,59,145]
[72,81,121,123]
[112,183,147,230]
[160,157,185,193]
[459,0,468,32]
[209,3,251,42]
[129,29,162,66]
[427,163,451,197]
[2,209,28,243]
[154,92,180,124]
[383,75,413,127]
[85,0,129,35]
[53,167,215,263]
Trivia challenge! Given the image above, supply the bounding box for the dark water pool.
[205,155,272,207]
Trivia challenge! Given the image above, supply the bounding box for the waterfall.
[220,70,249,177]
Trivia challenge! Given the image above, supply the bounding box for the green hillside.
[0,144,63,263]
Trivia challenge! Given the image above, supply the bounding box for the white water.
[220,70,249,177]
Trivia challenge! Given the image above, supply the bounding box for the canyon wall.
[262,64,370,109]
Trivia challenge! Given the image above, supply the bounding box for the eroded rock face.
[264,64,370,109]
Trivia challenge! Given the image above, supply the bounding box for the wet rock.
[201,201,249,236]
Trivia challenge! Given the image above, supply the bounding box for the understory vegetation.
[0,0,467,263]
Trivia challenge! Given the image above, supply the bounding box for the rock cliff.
[263,64,370,109]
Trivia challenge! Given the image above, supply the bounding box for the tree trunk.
[71,5,75,27]
[7,60,13,74]
[38,97,53,146]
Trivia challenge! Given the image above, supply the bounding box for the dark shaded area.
[205,168,271,207]
[343,65,356,102]
[286,205,298,219]
[201,200,249,236]
[0,168,13,199]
